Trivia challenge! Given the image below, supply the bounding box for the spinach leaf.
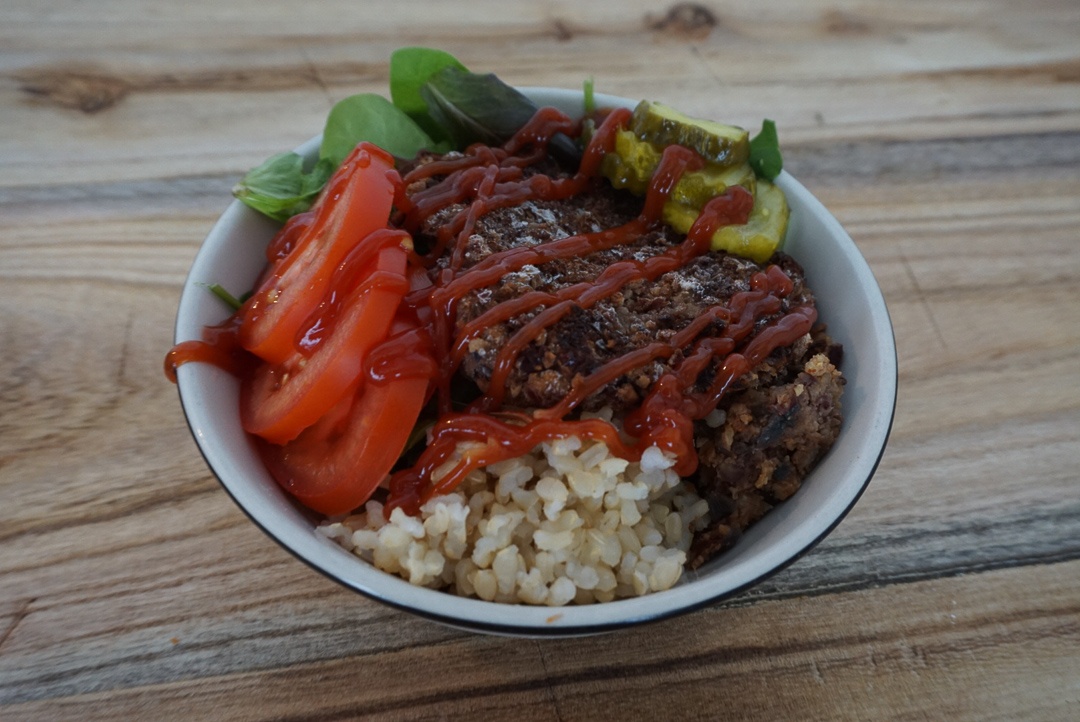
[421,66,581,167]
[232,152,335,222]
[235,94,444,221]
[749,119,783,180]
[235,46,584,222]
[389,46,468,142]
[421,68,536,147]
[320,93,446,166]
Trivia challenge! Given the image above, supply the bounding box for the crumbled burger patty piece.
[689,347,844,567]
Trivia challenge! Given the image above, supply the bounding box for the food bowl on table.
[172,88,897,636]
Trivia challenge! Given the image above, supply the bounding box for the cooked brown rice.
[318,430,712,606]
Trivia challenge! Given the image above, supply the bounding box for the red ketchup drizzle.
[294,228,411,355]
[265,210,314,264]
[164,314,253,383]
[383,107,811,514]
[168,104,816,519]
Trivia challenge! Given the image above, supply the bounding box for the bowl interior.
[174,88,896,635]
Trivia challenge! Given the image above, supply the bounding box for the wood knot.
[550,18,574,42]
[18,67,130,113]
[647,3,719,40]
[821,9,872,36]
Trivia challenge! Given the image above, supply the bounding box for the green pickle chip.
[600,101,788,263]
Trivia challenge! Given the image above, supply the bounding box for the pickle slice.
[599,101,787,263]
[669,163,756,209]
[600,129,660,195]
[630,100,750,168]
[601,130,757,206]
[662,179,788,263]
[711,179,789,263]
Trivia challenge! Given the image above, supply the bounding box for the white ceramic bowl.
[174,89,897,636]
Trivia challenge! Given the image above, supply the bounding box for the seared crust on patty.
[418,182,819,413]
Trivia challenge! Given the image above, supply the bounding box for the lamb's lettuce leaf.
[421,66,582,167]
[235,46,581,222]
[232,152,335,223]
[234,94,442,221]
[319,93,447,167]
[389,46,468,142]
[420,68,539,148]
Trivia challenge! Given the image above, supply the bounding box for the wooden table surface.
[3,1,1079,719]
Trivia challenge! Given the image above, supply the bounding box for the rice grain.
[318,437,711,606]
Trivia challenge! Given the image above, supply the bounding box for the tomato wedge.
[239,142,398,365]
[241,242,409,444]
[258,340,433,516]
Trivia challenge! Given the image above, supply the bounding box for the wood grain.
[2,0,1079,719]
[4,563,1078,720]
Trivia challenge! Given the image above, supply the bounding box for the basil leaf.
[232,152,334,222]
[320,93,446,166]
[389,46,468,142]
[421,67,582,167]
[749,119,783,181]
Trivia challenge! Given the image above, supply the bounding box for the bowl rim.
[174,87,898,636]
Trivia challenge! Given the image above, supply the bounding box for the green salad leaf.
[748,118,783,180]
[389,46,468,142]
[231,46,608,222]
[319,93,446,166]
[234,94,443,221]
[232,152,335,223]
[422,66,582,168]
[420,67,539,148]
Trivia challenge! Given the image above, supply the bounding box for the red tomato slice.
[240,142,398,365]
[241,243,409,444]
[258,349,432,516]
